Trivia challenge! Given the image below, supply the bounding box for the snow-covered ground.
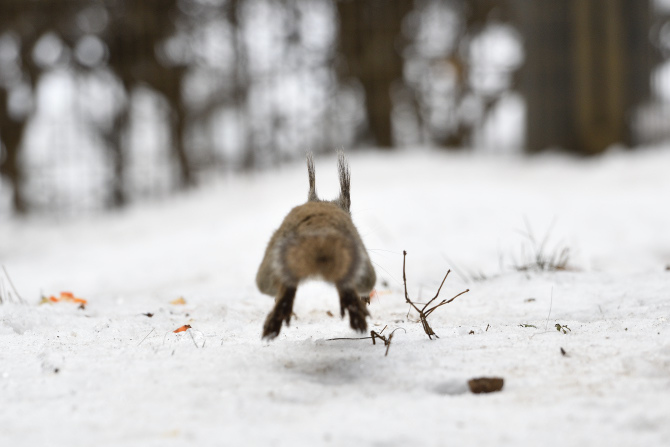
[1,148,669,446]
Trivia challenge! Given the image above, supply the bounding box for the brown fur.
[256,153,376,339]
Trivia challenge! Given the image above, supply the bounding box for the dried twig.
[371,326,406,356]
[137,328,155,346]
[327,325,405,356]
[403,251,469,339]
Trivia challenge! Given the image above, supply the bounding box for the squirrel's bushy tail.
[283,231,355,284]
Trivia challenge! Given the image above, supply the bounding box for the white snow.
[1,148,669,446]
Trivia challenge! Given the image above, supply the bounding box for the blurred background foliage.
[1,0,669,215]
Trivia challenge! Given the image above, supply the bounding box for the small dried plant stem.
[328,336,372,341]
[403,252,422,315]
[403,251,469,340]
[327,325,404,356]
[1,265,26,304]
[187,328,201,349]
[137,328,155,347]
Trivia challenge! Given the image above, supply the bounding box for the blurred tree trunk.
[100,100,130,208]
[104,0,194,191]
[227,0,256,170]
[0,3,49,215]
[0,90,28,214]
[168,88,194,188]
[336,0,414,148]
[511,0,653,155]
[436,0,500,148]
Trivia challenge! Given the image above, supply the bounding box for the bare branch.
[403,251,469,339]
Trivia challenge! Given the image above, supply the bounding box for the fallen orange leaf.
[173,324,192,333]
[41,292,87,306]
[368,289,391,303]
[170,297,186,305]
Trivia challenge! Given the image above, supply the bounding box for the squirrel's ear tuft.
[337,151,351,212]
[307,152,318,202]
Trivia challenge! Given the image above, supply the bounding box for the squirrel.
[256,152,376,339]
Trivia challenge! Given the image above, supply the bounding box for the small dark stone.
[468,377,504,394]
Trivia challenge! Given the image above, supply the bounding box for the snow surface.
[1,149,669,446]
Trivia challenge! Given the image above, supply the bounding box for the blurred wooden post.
[572,0,626,154]
[512,0,652,155]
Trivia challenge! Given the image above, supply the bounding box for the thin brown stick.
[422,270,451,310]
[381,327,405,356]
[137,328,155,346]
[403,251,421,314]
[327,325,404,356]
[370,325,388,345]
[424,289,470,317]
[327,336,372,341]
[403,251,469,339]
